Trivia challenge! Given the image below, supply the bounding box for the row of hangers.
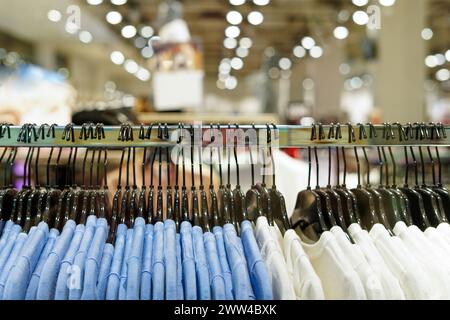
[291,122,450,241]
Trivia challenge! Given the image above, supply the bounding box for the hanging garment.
[81,218,109,300]
[0,224,22,274]
[299,230,367,300]
[151,221,165,300]
[180,221,197,300]
[176,233,184,300]
[424,225,450,256]
[192,225,211,300]
[240,220,273,300]
[347,223,405,299]
[96,243,114,300]
[436,223,450,244]
[164,219,178,300]
[369,223,436,299]
[54,224,86,300]
[25,228,59,300]
[0,220,15,255]
[140,224,154,300]
[283,229,325,300]
[255,216,297,300]
[203,231,226,300]
[3,222,49,300]
[118,228,133,300]
[106,224,127,300]
[0,232,28,298]
[330,226,386,299]
[126,217,146,300]
[393,221,450,299]
[213,226,234,300]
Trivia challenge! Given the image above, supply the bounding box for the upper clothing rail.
[0,123,448,148]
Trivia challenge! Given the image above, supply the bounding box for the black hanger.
[189,124,201,227]
[137,124,148,222]
[226,124,237,229]
[0,143,18,222]
[164,124,174,226]
[119,124,134,228]
[180,124,190,224]
[266,123,291,234]
[208,124,220,227]
[291,124,328,241]
[231,124,248,228]
[257,124,273,225]
[323,123,347,231]
[348,123,379,231]
[332,123,360,227]
[245,124,264,223]
[198,124,210,232]
[217,124,232,225]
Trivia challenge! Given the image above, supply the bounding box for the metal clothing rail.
[0,124,448,148]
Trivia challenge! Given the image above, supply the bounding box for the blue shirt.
[0,220,14,254]
[0,232,28,299]
[126,217,145,300]
[96,243,114,300]
[203,231,226,300]
[180,221,196,300]
[213,226,234,300]
[25,228,60,300]
[4,222,50,299]
[54,224,86,300]
[67,216,97,300]
[240,220,273,300]
[164,219,177,300]
[119,228,133,300]
[192,225,211,300]
[106,223,127,300]
[81,218,108,300]
[176,233,184,300]
[223,223,255,300]
[0,224,22,274]
[37,220,76,300]
[152,221,165,300]
[140,224,154,300]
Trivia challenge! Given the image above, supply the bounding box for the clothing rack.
[0,123,448,148]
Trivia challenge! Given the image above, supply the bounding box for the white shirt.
[369,223,436,299]
[437,223,450,244]
[348,223,405,299]
[425,225,450,256]
[330,226,386,299]
[394,222,450,299]
[300,230,367,300]
[255,216,296,300]
[283,230,325,300]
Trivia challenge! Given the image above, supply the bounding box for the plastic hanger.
[0,145,17,222]
[137,124,149,222]
[226,124,237,229]
[291,124,328,241]
[217,124,232,225]
[147,125,160,223]
[198,124,210,232]
[180,124,190,223]
[431,123,450,221]
[129,145,140,221]
[208,124,220,227]
[231,124,248,227]
[189,124,200,227]
[266,124,291,234]
[165,124,175,225]
[257,124,273,225]
[171,124,183,224]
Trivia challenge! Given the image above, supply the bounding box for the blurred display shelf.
[137,112,281,125]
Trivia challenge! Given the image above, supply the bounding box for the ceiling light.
[79,31,93,43]
[219,60,231,74]
[148,36,161,47]
[248,11,264,25]
[227,11,243,25]
[293,46,306,58]
[421,28,433,40]
[124,59,139,74]
[65,22,79,34]
[225,76,238,90]
[231,57,244,70]
[134,37,147,49]
[225,26,240,38]
[239,37,253,49]
[229,0,245,5]
[333,26,349,40]
[47,10,62,22]
[121,25,137,38]
[224,37,238,49]
[435,53,446,66]
[352,11,369,25]
[310,46,323,58]
[445,50,450,62]
[338,10,350,22]
[279,57,292,70]
[140,26,154,38]
[136,68,151,81]
[253,0,270,5]
[436,68,450,82]
[216,79,226,90]
[352,0,368,6]
[110,51,125,65]
[141,46,154,58]
[106,11,122,25]
[111,0,127,5]
[236,47,249,58]
[425,55,438,68]
[379,0,395,6]
[339,63,351,75]
[87,0,102,5]
[301,36,315,50]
